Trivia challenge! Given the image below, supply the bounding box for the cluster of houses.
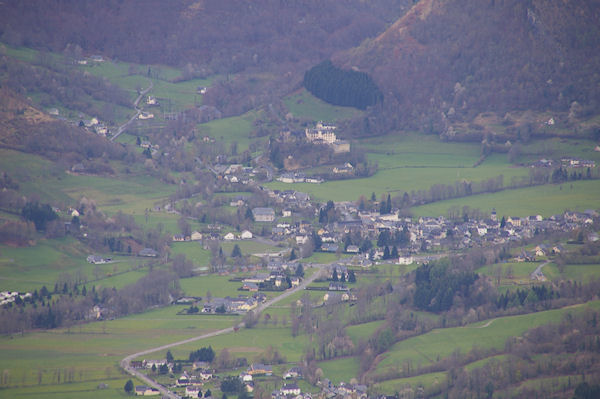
[241,271,301,292]
[212,164,257,185]
[257,200,597,258]
[317,379,368,399]
[0,291,32,307]
[277,172,324,184]
[201,293,267,314]
[529,157,596,168]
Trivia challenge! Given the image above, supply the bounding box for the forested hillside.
[334,0,600,133]
[0,0,409,73]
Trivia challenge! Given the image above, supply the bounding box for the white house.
[185,386,201,398]
[397,256,414,265]
[241,230,253,240]
[190,231,203,241]
[224,232,236,241]
[139,112,154,120]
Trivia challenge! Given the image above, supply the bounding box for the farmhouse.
[185,386,202,398]
[280,383,301,396]
[252,207,275,222]
[135,385,160,396]
[190,231,203,241]
[223,232,236,241]
[86,255,109,264]
[138,248,158,257]
[247,363,273,376]
[241,230,253,239]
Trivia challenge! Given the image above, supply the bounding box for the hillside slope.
[334,0,600,131]
[0,0,410,73]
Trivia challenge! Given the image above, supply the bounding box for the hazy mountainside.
[334,0,600,132]
[0,88,126,165]
[0,0,409,74]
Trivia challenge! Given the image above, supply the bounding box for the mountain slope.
[334,0,600,131]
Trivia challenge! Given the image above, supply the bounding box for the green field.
[265,155,529,203]
[171,242,212,268]
[317,357,360,384]
[0,305,236,398]
[412,179,600,218]
[283,89,362,122]
[178,274,247,298]
[373,301,600,379]
[0,237,151,292]
[198,111,259,151]
[476,261,540,286]
[373,371,446,395]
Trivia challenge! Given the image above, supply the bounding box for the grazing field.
[412,179,600,218]
[544,262,600,282]
[220,240,284,256]
[178,274,248,298]
[476,262,540,286]
[346,320,385,344]
[283,89,362,122]
[0,237,147,292]
[264,156,529,202]
[0,305,236,398]
[373,371,446,395]
[171,242,212,268]
[152,323,309,363]
[317,357,361,384]
[373,301,600,377]
[198,111,258,151]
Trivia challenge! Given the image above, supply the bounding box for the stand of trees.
[303,60,382,110]
[413,260,479,312]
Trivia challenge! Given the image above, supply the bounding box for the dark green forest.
[303,60,382,110]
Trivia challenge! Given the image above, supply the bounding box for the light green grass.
[412,179,600,218]
[283,89,362,122]
[346,320,385,344]
[152,324,309,363]
[220,240,283,256]
[265,159,528,203]
[0,377,141,399]
[198,111,258,151]
[171,242,212,268]
[545,262,600,282]
[178,274,246,298]
[373,371,446,395]
[0,237,143,292]
[317,357,360,384]
[476,262,540,286]
[0,305,235,395]
[374,301,600,377]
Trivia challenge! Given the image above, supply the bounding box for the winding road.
[530,260,550,282]
[110,79,153,142]
[120,265,325,398]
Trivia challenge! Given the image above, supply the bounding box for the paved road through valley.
[120,265,325,398]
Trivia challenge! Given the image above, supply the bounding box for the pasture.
[283,89,362,122]
[0,305,236,398]
[412,179,600,218]
[317,357,361,384]
[373,301,600,378]
[0,237,147,292]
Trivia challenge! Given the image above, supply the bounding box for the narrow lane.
[120,265,324,397]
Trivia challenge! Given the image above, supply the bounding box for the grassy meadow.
[372,301,600,379]
[283,89,362,122]
[0,305,237,398]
